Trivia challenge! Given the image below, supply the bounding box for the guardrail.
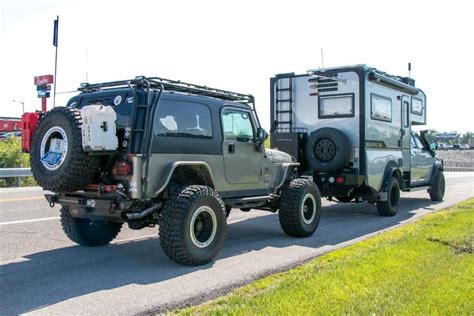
[0,165,472,188]
[0,168,33,187]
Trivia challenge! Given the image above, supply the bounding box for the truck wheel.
[305,127,351,173]
[30,107,100,192]
[60,206,122,246]
[429,170,445,201]
[376,177,400,216]
[279,178,322,237]
[159,185,227,266]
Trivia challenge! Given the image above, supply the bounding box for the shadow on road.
[0,197,440,314]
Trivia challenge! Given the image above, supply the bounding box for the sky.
[0,0,473,133]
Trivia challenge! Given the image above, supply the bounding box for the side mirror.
[430,142,438,151]
[257,127,268,141]
[256,127,268,150]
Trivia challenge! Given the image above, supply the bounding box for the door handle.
[228,143,235,154]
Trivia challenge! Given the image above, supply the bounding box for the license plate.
[41,151,63,165]
[49,138,65,153]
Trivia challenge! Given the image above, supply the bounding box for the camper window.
[371,94,392,122]
[318,94,354,118]
[412,98,423,115]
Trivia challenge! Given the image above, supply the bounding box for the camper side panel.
[365,81,403,192]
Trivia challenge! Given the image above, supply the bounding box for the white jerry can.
[80,104,118,151]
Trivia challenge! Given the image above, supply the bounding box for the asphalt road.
[1,173,473,315]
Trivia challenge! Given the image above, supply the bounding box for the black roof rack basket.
[78,76,255,106]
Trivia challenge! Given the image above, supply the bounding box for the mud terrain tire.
[60,206,122,246]
[279,178,322,237]
[30,107,100,192]
[159,185,227,266]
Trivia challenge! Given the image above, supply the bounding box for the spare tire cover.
[305,127,351,173]
[30,107,100,192]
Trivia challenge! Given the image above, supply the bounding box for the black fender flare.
[379,162,402,201]
[428,160,444,186]
[153,161,215,197]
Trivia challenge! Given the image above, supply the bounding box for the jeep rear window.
[154,100,212,138]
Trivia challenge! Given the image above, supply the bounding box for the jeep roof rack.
[78,76,255,106]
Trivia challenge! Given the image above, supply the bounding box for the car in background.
[0,131,22,140]
[437,143,449,150]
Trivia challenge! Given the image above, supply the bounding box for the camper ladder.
[275,76,293,131]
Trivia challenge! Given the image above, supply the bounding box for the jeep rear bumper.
[45,193,123,222]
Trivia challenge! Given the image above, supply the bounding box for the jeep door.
[221,108,264,185]
[410,133,434,185]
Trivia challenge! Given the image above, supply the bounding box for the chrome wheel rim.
[190,206,217,248]
[40,126,68,171]
[301,193,316,224]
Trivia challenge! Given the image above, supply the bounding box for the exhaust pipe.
[122,202,163,221]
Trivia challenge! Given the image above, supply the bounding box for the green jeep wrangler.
[29,76,321,265]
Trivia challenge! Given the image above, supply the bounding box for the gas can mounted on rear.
[80,104,118,151]
[21,112,40,153]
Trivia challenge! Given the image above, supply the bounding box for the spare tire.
[305,127,351,173]
[30,107,100,192]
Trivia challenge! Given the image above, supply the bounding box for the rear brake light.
[112,161,133,176]
[336,176,344,184]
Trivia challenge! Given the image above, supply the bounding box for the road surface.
[0,173,473,315]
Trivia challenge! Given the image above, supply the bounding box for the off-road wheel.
[429,170,445,201]
[30,107,100,192]
[159,185,227,266]
[279,178,322,237]
[60,206,122,246]
[376,177,400,217]
[305,127,351,173]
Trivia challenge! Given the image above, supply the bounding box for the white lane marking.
[0,217,59,226]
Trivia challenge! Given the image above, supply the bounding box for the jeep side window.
[222,109,254,142]
[154,100,212,138]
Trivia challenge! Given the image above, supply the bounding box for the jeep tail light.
[336,176,344,184]
[112,161,132,176]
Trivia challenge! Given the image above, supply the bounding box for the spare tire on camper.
[305,127,351,173]
[30,107,100,192]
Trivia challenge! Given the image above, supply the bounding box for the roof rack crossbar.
[78,76,254,105]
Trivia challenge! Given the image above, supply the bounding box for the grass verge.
[177,199,474,315]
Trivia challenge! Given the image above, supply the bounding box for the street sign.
[34,75,54,86]
[40,85,51,91]
[37,91,51,98]
[36,85,52,91]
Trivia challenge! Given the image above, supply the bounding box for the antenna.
[408,62,411,78]
[85,49,89,82]
[321,48,325,68]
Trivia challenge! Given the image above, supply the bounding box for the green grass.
[177,199,474,315]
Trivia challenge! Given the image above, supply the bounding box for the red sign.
[34,75,54,86]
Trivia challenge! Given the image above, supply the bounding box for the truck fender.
[274,163,300,191]
[153,161,215,197]
[428,160,444,186]
[378,163,402,201]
